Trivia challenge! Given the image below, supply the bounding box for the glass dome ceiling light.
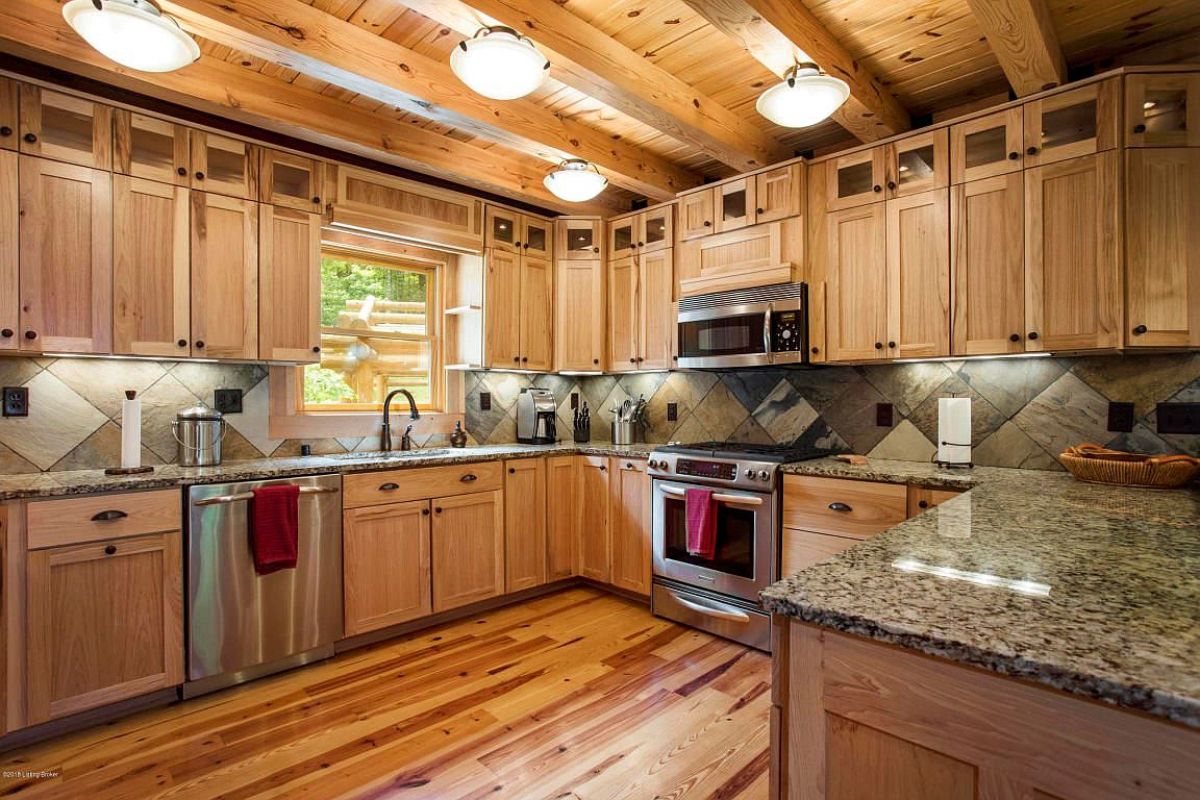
[756,62,850,128]
[543,159,608,203]
[62,0,200,73]
[450,26,549,101]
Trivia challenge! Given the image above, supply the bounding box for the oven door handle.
[659,486,764,506]
[669,590,751,623]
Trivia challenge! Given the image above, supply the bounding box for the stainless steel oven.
[676,282,808,369]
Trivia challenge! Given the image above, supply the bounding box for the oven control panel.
[647,452,779,490]
[675,459,738,481]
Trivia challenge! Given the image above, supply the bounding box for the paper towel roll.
[121,397,141,469]
[937,397,971,465]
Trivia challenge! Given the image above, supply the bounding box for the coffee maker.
[516,389,557,444]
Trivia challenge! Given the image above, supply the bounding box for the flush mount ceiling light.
[63,0,199,73]
[543,159,608,202]
[756,62,850,128]
[450,26,549,101]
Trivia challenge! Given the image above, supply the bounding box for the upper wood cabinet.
[555,258,606,371]
[555,216,602,260]
[607,256,639,373]
[259,205,321,363]
[504,459,547,593]
[951,174,1026,356]
[546,455,577,581]
[430,490,505,612]
[188,131,257,200]
[609,458,651,597]
[0,77,16,152]
[679,189,715,240]
[608,213,636,260]
[485,207,552,257]
[520,215,553,259]
[886,128,948,198]
[951,107,1024,184]
[18,86,112,170]
[330,166,482,251]
[886,189,950,358]
[715,177,755,232]
[825,147,887,210]
[483,247,521,368]
[0,151,16,352]
[113,176,190,357]
[1024,151,1121,352]
[259,148,325,213]
[190,192,258,359]
[755,163,804,223]
[1023,78,1119,167]
[825,203,887,361]
[342,501,431,636]
[114,110,189,185]
[640,205,674,253]
[677,218,802,298]
[1125,73,1200,148]
[638,248,675,371]
[576,456,610,583]
[519,255,554,371]
[18,156,112,354]
[1125,148,1200,347]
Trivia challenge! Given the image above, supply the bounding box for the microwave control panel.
[770,309,804,352]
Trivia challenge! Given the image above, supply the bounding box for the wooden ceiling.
[2,0,1199,215]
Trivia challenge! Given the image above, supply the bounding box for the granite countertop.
[765,457,1200,728]
[0,442,656,501]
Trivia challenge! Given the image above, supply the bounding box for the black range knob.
[1132,324,1148,335]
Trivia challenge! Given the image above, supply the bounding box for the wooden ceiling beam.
[0,0,626,215]
[683,0,910,143]
[399,0,786,172]
[155,0,695,200]
[964,0,1067,95]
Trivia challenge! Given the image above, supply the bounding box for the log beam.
[965,0,1067,95]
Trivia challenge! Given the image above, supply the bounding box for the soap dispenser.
[450,420,468,448]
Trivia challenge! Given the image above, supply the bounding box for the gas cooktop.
[655,441,843,463]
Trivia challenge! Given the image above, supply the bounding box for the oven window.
[679,314,767,359]
[662,495,755,578]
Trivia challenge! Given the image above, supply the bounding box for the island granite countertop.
[765,457,1200,728]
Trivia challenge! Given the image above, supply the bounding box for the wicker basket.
[1059,444,1200,489]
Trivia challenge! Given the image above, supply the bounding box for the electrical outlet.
[1156,402,1200,434]
[480,392,492,411]
[876,402,894,427]
[213,388,243,414]
[1106,401,1134,433]
[667,402,678,422]
[570,392,579,410]
[2,386,28,417]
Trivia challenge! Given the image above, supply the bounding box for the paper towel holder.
[935,393,974,469]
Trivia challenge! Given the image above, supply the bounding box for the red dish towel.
[685,488,717,560]
[250,484,300,575]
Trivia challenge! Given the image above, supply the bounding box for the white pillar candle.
[937,397,972,465]
[121,394,142,469]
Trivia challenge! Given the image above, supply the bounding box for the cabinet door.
[755,164,803,223]
[555,259,605,371]
[951,107,1023,183]
[189,131,257,199]
[485,205,519,253]
[608,215,637,260]
[519,255,554,371]
[260,148,324,213]
[114,111,189,185]
[0,150,15,351]
[825,147,886,211]
[1024,151,1121,351]
[576,456,610,583]
[1023,79,1119,167]
[951,174,1025,355]
[190,192,258,359]
[715,177,756,232]
[906,486,963,517]
[1125,148,1200,347]
[18,86,112,170]
[641,205,674,253]
[1124,73,1200,148]
[343,501,431,636]
[18,156,112,353]
[556,217,602,260]
[0,77,16,152]
[546,455,577,580]
[259,205,321,362]
[26,532,183,725]
[113,176,190,357]
[678,190,715,240]
[887,129,948,198]
[826,203,887,361]
[638,247,675,370]
[520,215,553,259]
[607,256,639,373]
[484,247,521,368]
[887,189,950,359]
[505,459,547,592]
[609,458,650,596]
[431,490,504,612]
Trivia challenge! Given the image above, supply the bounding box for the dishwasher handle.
[194,485,338,507]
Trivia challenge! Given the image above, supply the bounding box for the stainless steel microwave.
[676,282,809,369]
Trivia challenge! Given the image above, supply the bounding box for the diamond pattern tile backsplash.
[466,353,1200,471]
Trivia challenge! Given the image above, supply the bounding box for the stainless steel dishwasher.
[184,473,343,696]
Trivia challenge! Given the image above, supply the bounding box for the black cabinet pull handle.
[177,166,188,176]
[195,170,205,180]
[379,482,399,491]
[1028,331,1039,340]
[872,184,882,193]
[23,132,37,143]
[1132,324,1148,335]
[0,329,12,338]
[828,502,852,513]
[421,508,430,516]
[24,330,36,340]
[104,545,117,555]
[918,499,929,509]
[1026,146,1038,156]
[1007,151,1019,160]
[460,474,477,482]
[0,126,11,137]
[1009,333,1021,342]
[91,510,128,522]
[194,340,205,349]
[1133,123,1146,134]
[887,181,897,190]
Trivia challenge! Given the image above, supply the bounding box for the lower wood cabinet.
[504,459,547,593]
[343,500,431,636]
[431,489,505,612]
[545,456,578,581]
[608,458,651,596]
[576,456,611,582]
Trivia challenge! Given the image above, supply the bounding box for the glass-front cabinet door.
[555,217,602,259]
[825,146,886,210]
[189,131,256,199]
[19,86,112,170]
[887,128,947,198]
[260,148,324,213]
[1023,78,1119,167]
[1125,73,1200,148]
[608,214,636,260]
[640,204,673,252]
[485,205,519,252]
[951,107,1023,183]
[715,177,755,232]
[114,111,189,185]
[520,215,553,258]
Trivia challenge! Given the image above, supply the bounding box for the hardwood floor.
[0,588,770,799]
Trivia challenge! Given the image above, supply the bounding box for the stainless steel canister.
[172,401,228,467]
[611,421,640,445]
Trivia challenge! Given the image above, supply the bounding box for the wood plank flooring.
[0,588,770,799]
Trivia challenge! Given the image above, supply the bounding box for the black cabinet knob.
[1027,331,1039,340]
[522,243,529,249]
[874,342,883,350]
[638,241,644,247]
[312,346,321,353]
[194,340,205,348]
[421,508,430,516]
[514,241,522,248]
[703,220,711,227]
[23,132,36,143]
[24,330,36,340]
[521,356,528,362]
[1133,123,1146,134]
[1007,151,1019,160]
[434,506,443,514]
[756,207,764,214]
[311,195,321,204]
[0,329,11,338]
[177,338,188,347]
[513,356,520,363]
[1009,333,1021,342]
[104,545,117,555]
[872,184,882,193]
[810,346,819,354]
[0,126,11,137]
[592,246,599,253]
[636,356,644,363]
[886,181,897,190]
[1026,146,1038,156]
[1132,324,1148,335]
[592,358,599,365]
[177,166,187,176]
[887,341,896,348]
[918,499,929,509]
[508,467,515,474]
[195,170,205,180]
[629,357,636,363]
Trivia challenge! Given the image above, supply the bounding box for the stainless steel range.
[647,440,838,651]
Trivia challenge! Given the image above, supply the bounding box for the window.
[302,247,441,411]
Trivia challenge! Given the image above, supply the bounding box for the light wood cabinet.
[190,192,258,359]
[0,77,16,152]
[188,131,257,200]
[343,501,431,636]
[951,107,1023,183]
[886,128,948,198]
[754,163,803,223]
[259,205,321,362]
[638,247,675,371]
[906,485,963,516]
[26,531,182,724]
[520,215,553,259]
[519,256,554,371]
[951,174,1026,355]
[607,256,639,373]
[576,456,610,583]
[18,156,112,354]
[343,461,503,509]
[504,459,547,593]
[114,110,189,185]
[555,259,606,371]
[1024,151,1121,352]
[546,456,577,581]
[113,176,190,357]
[886,189,950,359]
[677,217,803,297]
[781,528,858,575]
[485,207,552,258]
[484,247,521,368]
[1023,78,1119,167]
[825,203,887,361]
[1125,148,1200,347]
[0,150,16,352]
[259,148,324,213]
[608,458,650,597]
[18,86,112,170]
[329,166,482,251]
[715,177,756,232]
[555,216,602,260]
[782,475,907,539]
[825,147,887,210]
[1125,73,1200,148]
[608,214,636,260]
[679,189,715,240]
[431,490,505,612]
[640,205,674,253]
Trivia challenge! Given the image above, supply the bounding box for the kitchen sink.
[326,449,449,461]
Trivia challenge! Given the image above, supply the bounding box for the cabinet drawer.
[781,528,860,575]
[782,475,906,539]
[27,490,181,550]
[344,461,503,508]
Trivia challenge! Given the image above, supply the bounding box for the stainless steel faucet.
[380,388,420,451]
